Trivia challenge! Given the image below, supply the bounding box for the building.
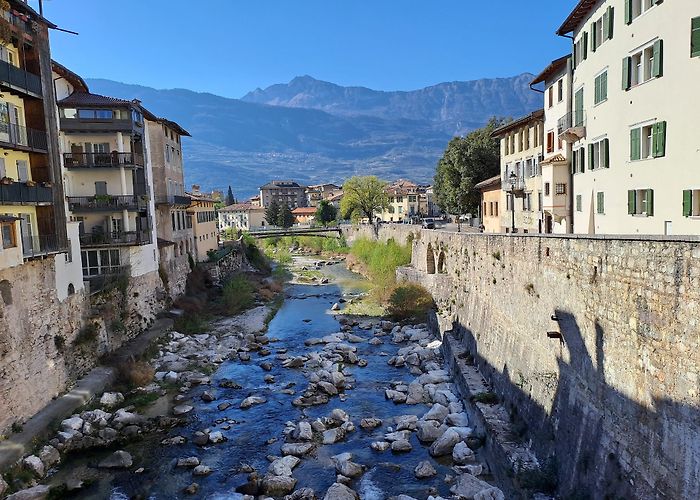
[292,206,316,225]
[531,55,574,234]
[378,179,430,222]
[259,180,306,208]
[55,77,159,289]
[187,188,218,261]
[326,190,343,209]
[306,183,340,207]
[557,0,700,235]
[475,175,502,233]
[219,202,266,233]
[492,110,545,233]
[249,195,261,207]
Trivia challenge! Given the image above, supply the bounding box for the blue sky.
[41,0,574,98]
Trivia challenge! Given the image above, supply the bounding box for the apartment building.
[378,179,434,222]
[558,0,700,235]
[292,206,316,225]
[0,2,72,272]
[306,183,340,207]
[493,110,545,233]
[187,188,218,261]
[147,116,194,273]
[54,75,158,288]
[259,180,306,208]
[475,175,501,233]
[219,202,266,233]
[531,55,574,234]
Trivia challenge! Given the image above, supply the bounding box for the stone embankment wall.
[342,224,700,499]
[200,240,247,285]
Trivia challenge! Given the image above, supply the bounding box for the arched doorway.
[426,243,436,274]
[437,251,446,273]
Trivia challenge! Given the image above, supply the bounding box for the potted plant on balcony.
[0,176,13,185]
[94,194,111,206]
[25,179,36,187]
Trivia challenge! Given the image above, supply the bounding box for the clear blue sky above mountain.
[41,0,573,98]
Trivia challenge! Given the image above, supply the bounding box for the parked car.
[422,218,436,229]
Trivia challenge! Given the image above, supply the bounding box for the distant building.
[187,188,218,261]
[219,202,266,233]
[326,190,343,209]
[292,206,316,225]
[259,180,306,208]
[306,183,341,207]
[377,179,434,222]
[475,175,502,233]
[249,195,261,207]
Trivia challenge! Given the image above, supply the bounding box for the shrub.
[349,238,411,294]
[158,264,169,290]
[472,391,499,404]
[386,283,434,321]
[74,322,99,345]
[223,275,255,314]
[243,237,271,273]
[174,313,208,334]
[116,359,155,388]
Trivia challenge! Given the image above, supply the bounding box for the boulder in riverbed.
[98,450,133,469]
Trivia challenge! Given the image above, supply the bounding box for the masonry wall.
[343,224,700,499]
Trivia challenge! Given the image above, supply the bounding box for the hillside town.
[0,1,698,499]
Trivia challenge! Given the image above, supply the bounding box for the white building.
[558,0,700,235]
[219,202,267,233]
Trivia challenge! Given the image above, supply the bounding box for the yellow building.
[475,175,502,233]
[187,188,218,261]
[378,179,431,222]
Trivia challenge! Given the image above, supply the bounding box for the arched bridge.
[248,227,343,239]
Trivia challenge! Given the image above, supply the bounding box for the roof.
[260,180,305,190]
[541,153,567,165]
[52,61,89,93]
[386,179,422,195]
[156,117,191,137]
[292,207,317,215]
[491,109,545,137]
[557,0,597,35]
[9,0,57,29]
[307,183,340,191]
[220,202,264,212]
[474,175,502,191]
[57,91,158,121]
[326,192,343,201]
[530,55,570,86]
[186,192,215,203]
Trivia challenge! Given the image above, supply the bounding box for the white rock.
[38,445,60,468]
[474,487,505,500]
[99,392,124,407]
[176,456,201,468]
[414,460,437,478]
[98,450,133,469]
[294,421,314,441]
[423,403,449,422]
[60,416,83,432]
[208,431,225,444]
[429,428,461,457]
[23,455,44,478]
[452,441,476,464]
[322,427,346,444]
[370,441,390,451]
[193,465,212,476]
[173,405,194,416]
[268,456,300,476]
[450,473,498,499]
[446,413,469,427]
[240,396,267,409]
[391,439,412,452]
[323,482,359,500]
[4,485,50,500]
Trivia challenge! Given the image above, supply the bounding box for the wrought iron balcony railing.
[63,152,144,169]
[67,195,149,212]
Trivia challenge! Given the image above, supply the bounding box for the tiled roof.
[557,0,597,35]
[156,118,191,137]
[186,192,215,203]
[474,175,502,190]
[530,55,570,86]
[58,91,133,107]
[492,109,545,137]
[220,203,264,212]
[292,207,317,215]
[541,153,567,165]
[260,180,305,189]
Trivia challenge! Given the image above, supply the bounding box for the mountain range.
[85,74,541,199]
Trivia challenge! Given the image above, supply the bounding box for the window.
[573,32,588,67]
[548,86,554,108]
[555,183,567,195]
[538,192,543,212]
[77,109,113,120]
[588,138,610,169]
[165,145,171,163]
[591,7,615,51]
[626,0,657,25]
[483,202,487,217]
[546,131,555,153]
[576,194,582,212]
[494,202,498,217]
[596,192,605,214]
[523,193,532,212]
[594,71,608,104]
[572,147,586,174]
[557,79,564,102]
[574,88,584,127]
[545,183,551,196]
[1,221,16,248]
[81,249,121,276]
[506,194,513,211]
[132,110,143,124]
[630,121,666,160]
[682,190,700,217]
[623,40,663,90]
[628,188,654,216]
[693,17,700,57]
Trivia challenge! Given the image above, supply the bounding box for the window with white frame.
[630,121,666,160]
[682,190,700,217]
[588,138,610,169]
[628,188,654,216]
[624,40,662,89]
[576,194,582,212]
[628,0,655,24]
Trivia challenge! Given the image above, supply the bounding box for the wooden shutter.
[653,121,667,157]
[603,12,609,41]
[692,18,700,57]
[573,44,578,70]
[571,150,577,174]
[607,7,615,40]
[601,71,608,101]
[630,128,641,160]
[646,189,654,216]
[575,88,584,126]
[580,148,585,173]
[591,23,597,52]
[583,32,589,60]
[683,190,692,217]
[652,39,663,77]
[625,0,633,24]
[603,139,610,168]
[597,192,604,214]
[622,57,631,90]
[628,190,636,214]
[588,144,595,170]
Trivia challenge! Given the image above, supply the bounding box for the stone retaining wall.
[354,225,700,499]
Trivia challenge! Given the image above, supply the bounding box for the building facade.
[219,202,266,233]
[259,180,306,208]
[493,110,545,233]
[475,175,502,233]
[292,206,316,225]
[306,183,340,207]
[378,179,433,222]
[558,0,700,235]
[187,188,218,261]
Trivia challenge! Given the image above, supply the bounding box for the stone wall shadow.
[450,309,700,499]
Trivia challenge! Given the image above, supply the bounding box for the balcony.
[0,182,53,205]
[63,152,144,169]
[0,123,48,152]
[59,117,136,134]
[501,175,526,193]
[79,230,152,247]
[67,195,149,212]
[155,194,191,206]
[22,233,61,259]
[557,111,586,142]
[0,59,42,98]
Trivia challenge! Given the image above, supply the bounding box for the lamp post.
[509,171,517,234]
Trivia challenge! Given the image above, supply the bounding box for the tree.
[226,185,235,206]
[340,175,388,222]
[433,117,505,229]
[315,200,337,226]
[265,199,280,227]
[278,204,294,228]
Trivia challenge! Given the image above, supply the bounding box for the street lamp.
[509,171,517,234]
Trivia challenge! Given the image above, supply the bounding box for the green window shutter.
[683,190,692,217]
[630,128,641,160]
[601,71,608,101]
[591,23,597,52]
[597,192,604,214]
[622,57,631,90]
[628,190,636,214]
[692,18,700,57]
[603,12,609,41]
[607,6,615,40]
[583,32,588,60]
[594,76,600,103]
[603,138,610,168]
[646,189,654,216]
[576,195,582,212]
[653,121,667,157]
[571,149,577,174]
[652,39,663,77]
[625,0,633,25]
[588,144,594,169]
[580,147,585,173]
[573,44,578,70]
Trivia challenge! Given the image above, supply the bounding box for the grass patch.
[222,275,255,315]
[174,313,209,334]
[349,237,411,297]
[472,391,499,404]
[116,359,155,389]
[124,391,160,410]
[261,235,349,255]
[386,283,434,321]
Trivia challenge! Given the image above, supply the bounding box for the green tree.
[315,200,337,226]
[278,204,294,228]
[265,199,281,226]
[433,117,506,227]
[340,175,388,221]
[226,185,235,205]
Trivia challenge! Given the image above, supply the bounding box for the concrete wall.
[343,224,700,499]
